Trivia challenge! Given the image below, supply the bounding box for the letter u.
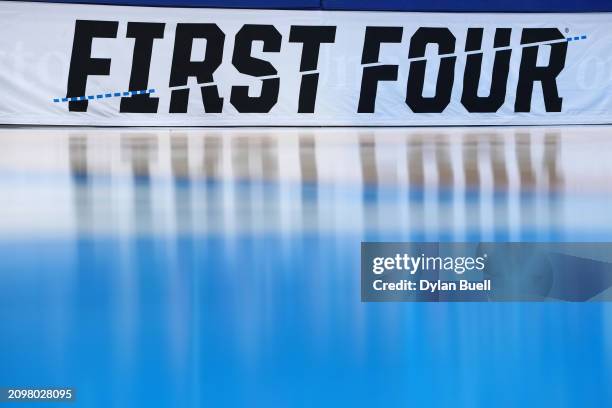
[461,28,512,113]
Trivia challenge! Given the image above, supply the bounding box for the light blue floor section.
[1,128,611,407]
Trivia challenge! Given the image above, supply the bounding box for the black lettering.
[230,25,282,113]
[169,23,224,113]
[358,27,403,113]
[289,26,336,113]
[66,20,118,112]
[461,28,511,112]
[120,22,165,113]
[515,28,567,112]
[406,27,456,113]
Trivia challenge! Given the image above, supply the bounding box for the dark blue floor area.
[1,234,611,407]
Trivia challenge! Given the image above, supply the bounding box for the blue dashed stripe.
[53,89,156,103]
[567,34,587,42]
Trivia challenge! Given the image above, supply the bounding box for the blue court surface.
[1,126,612,407]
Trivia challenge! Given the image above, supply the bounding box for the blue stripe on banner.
[566,36,587,42]
[52,89,156,103]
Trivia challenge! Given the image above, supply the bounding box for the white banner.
[0,1,611,125]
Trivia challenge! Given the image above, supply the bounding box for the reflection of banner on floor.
[1,1,611,125]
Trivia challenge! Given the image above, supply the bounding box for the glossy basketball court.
[0,126,611,406]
